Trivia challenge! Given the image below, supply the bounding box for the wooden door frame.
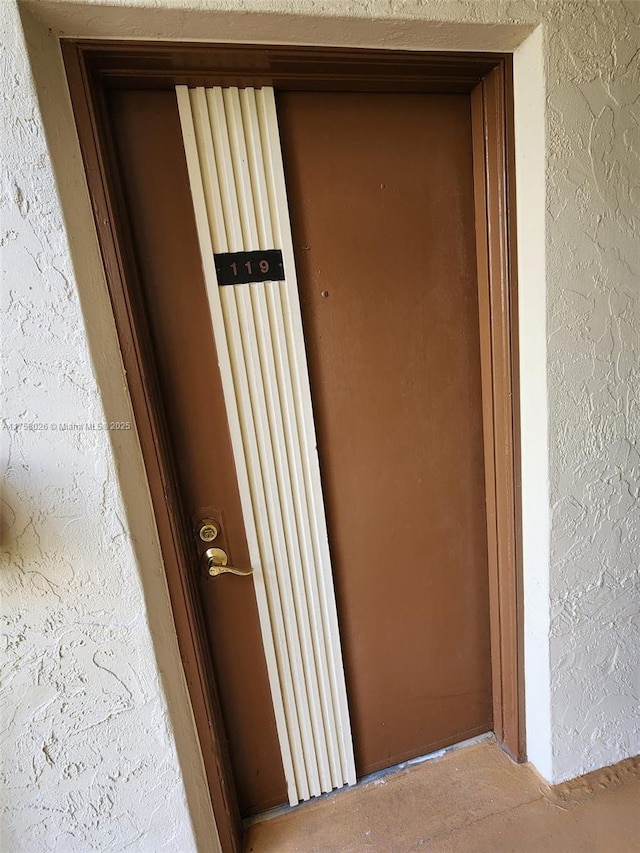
[62,40,524,853]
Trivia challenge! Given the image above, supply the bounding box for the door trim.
[471,65,523,760]
[62,41,523,853]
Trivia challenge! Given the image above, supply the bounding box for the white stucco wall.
[1,4,218,851]
[544,1,640,781]
[2,0,638,849]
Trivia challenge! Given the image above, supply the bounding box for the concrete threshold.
[245,738,640,852]
[245,732,494,829]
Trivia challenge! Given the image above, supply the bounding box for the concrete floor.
[245,738,640,852]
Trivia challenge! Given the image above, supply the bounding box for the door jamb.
[471,64,523,760]
[62,40,524,853]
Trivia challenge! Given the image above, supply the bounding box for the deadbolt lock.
[198,519,220,543]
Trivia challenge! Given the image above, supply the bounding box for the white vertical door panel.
[176,84,356,805]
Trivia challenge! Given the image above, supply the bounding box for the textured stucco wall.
[1,3,217,851]
[2,0,639,849]
[544,0,640,781]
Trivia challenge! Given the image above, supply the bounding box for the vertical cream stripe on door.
[176,85,356,805]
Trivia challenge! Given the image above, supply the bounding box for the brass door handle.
[203,547,253,578]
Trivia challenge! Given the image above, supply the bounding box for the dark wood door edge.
[471,59,525,762]
[61,40,524,853]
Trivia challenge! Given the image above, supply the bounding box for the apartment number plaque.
[214,250,284,285]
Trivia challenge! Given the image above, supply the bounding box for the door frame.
[62,41,523,853]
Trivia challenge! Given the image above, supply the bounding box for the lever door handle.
[203,547,253,578]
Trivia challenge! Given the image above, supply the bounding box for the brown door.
[106,85,491,815]
[277,91,492,776]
